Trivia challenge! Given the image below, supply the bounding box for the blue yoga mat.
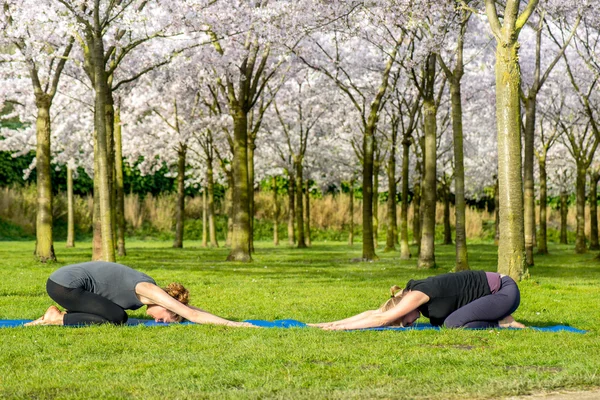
[0,319,587,333]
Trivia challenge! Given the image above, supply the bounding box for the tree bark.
[523,96,537,265]
[114,104,126,256]
[348,180,355,247]
[384,144,397,252]
[34,100,56,262]
[373,159,380,249]
[537,157,548,254]
[443,184,453,245]
[66,166,75,248]
[207,166,219,248]
[173,146,186,248]
[400,139,411,259]
[227,109,252,261]
[202,189,208,248]
[305,179,311,247]
[225,175,233,247]
[560,192,568,244]
[575,164,587,253]
[295,159,307,248]
[273,176,280,246]
[494,177,500,245]
[412,179,421,250]
[247,138,256,253]
[590,172,600,250]
[287,171,296,246]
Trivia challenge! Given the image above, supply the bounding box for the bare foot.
[25,306,65,326]
[499,315,526,329]
[24,316,45,326]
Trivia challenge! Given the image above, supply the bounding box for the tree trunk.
[523,96,537,266]
[361,130,378,260]
[400,139,411,259]
[384,146,397,252]
[34,100,56,262]
[173,146,186,248]
[373,160,380,249]
[537,157,548,254]
[494,177,500,245]
[227,109,252,261]
[105,92,116,249]
[412,179,421,250]
[92,135,102,260]
[66,166,75,248]
[114,104,126,256]
[494,39,526,279]
[273,176,280,246]
[92,29,115,262]
[450,82,469,270]
[287,172,296,246]
[225,176,233,247]
[207,165,219,248]
[348,180,355,247]
[305,179,311,247]
[560,192,568,244]
[575,165,587,253]
[295,160,307,248]
[443,184,452,245]
[202,189,208,247]
[590,172,600,250]
[418,64,437,269]
[247,138,256,253]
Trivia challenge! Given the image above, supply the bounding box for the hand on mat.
[229,321,260,328]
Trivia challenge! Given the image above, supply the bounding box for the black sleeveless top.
[405,270,491,326]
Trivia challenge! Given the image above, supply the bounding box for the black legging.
[46,279,128,326]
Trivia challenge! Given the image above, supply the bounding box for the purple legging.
[444,276,520,329]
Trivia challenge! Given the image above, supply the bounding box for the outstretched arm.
[135,282,254,327]
[316,291,430,330]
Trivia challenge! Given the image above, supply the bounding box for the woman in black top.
[311,270,525,330]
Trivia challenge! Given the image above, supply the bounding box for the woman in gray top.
[25,261,253,327]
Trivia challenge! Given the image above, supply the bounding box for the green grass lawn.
[0,240,599,399]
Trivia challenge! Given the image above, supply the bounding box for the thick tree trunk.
[418,59,437,269]
[305,180,311,247]
[173,147,186,248]
[537,158,548,254]
[273,176,280,246]
[494,40,526,279]
[590,172,600,250]
[114,105,126,256]
[560,192,568,244]
[227,109,252,261]
[202,189,208,247]
[450,82,469,270]
[575,165,587,253]
[523,97,537,266]
[384,146,397,252]
[287,173,296,246]
[66,166,75,248]
[443,185,452,245]
[92,30,115,262]
[295,160,307,248]
[34,100,56,262]
[348,180,355,247]
[207,166,219,248]
[400,139,411,259]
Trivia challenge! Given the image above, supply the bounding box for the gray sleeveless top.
[48,261,156,310]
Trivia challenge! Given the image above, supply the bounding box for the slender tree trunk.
[450,82,469,270]
[348,180,355,246]
[114,104,126,256]
[34,100,56,262]
[305,180,311,247]
[202,189,208,247]
[443,185,452,245]
[295,160,307,248]
[537,157,548,254]
[92,28,115,262]
[590,172,600,250]
[105,91,116,249]
[400,139,411,259]
[207,165,219,247]
[412,179,421,249]
[173,146,186,248]
[373,160,380,249]
[247,139,256,253]
[575,165,587,253]
[227,109,252,261]
[560,192,568,244]
[385,146,397,252]
[225,175,233,247]
[287,173,296,245]
[273,176,280,246]
[66,166,75,248]
[494,39,526,279]
[523,97,537,266]
[494,177,500,245]
[92,133,102,260]
[362,131,377,259]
